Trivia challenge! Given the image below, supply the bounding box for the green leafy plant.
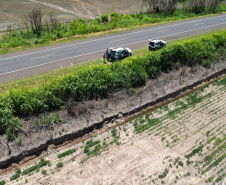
[56,162,63,168]
[41,170,47,175]
[84,139,101,156]
[16,137,21,146]
[10,173,20,181]
[22,157,50,175]
[57,148,77,158]
[9,167,21,181]
[185,145,204,159]
[159,169,169,179]
[134,118,159,133]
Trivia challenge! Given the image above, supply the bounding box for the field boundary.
[0,68,225,171]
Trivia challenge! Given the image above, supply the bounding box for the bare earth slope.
[0,0,142,31]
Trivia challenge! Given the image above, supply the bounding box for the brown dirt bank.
[0,61,225,173]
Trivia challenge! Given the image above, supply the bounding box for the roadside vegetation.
[0,28,225,95]
[0,30,225,141]
[0,0,225,54]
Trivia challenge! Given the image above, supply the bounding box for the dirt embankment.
[0,61,225,173]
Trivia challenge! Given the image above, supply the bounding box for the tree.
[189,0,206,13]
[142,0,178,14]
[26,9,43,36]
[101,14,109,23]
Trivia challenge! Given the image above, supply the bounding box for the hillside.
[0,0,142,31]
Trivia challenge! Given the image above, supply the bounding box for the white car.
[107,47,132,61]
[148,39,166,51]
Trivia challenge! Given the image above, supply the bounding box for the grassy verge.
[0,27,225,95]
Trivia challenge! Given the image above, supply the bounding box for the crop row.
[9,158,50,181]
[0,31,225,140]
[2,77,225,184]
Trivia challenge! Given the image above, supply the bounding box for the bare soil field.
[0,61,225,184]
[0,0,142,31]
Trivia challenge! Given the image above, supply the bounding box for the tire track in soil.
[29,0,78,15]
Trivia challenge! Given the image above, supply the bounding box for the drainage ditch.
[0,68,225,172]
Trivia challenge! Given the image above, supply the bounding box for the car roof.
[109,47,125,52]
[149,39,163,42]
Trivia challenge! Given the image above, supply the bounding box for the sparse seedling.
[41,170,47,175]
[56,162,63,168]
[16,137,22,146]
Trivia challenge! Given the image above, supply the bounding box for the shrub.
[95,17,101,24]
[101,14,109,23]
[110,12,120,22]
[202,60,211,68]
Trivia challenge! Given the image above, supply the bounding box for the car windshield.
[149,42,155,46]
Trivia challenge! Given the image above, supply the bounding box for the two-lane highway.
[0,14,225,83]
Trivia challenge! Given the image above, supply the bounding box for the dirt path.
[67,0,95,19]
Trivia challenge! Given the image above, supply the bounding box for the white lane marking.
[0,22,225,76]
[157,30,168,33]
[31,54,54,60]
[109,39,125,43]
[119,22,226,47]
[0,50,105,76]
[194,23,203,25]
[0,14,225,61]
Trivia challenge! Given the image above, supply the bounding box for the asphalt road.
[0,14,226,83]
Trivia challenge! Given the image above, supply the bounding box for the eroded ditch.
[0,67,225,174]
